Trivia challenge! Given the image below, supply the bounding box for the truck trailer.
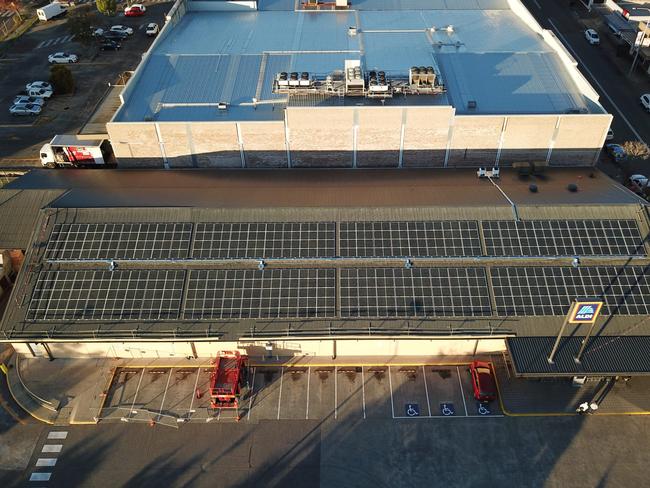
[40,135,115,168]
[37,2,67,21]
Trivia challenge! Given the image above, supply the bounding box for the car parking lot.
[99,363,503,426]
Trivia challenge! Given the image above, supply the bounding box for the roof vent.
[529,184,538,193]
[567,183,578,192]
[348,26,357,36]
[217,102,228,111]
[429,26,436,32]
[467,100,477,109]
[446,25,454,33]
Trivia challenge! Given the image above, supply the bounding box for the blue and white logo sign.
[569,301,603,324]
[405,403,420,417]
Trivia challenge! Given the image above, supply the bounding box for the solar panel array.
[491,266,650,316]
[483,220,645,257]
[45,223,193,260]
[27,270,185,321]
[184,268,336,319]
[340,221,482,258]
[191,222,335,259]
[340,267,492,317]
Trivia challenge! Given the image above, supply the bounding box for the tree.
[95,0,117,16]
[0,0,22,21]
[66,10,97,46]
[622,141,650,160]
[50,65,74,94]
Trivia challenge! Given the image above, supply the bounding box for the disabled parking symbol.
[477,403,491,416]
[440,403,455,416]
[405,403,420,417]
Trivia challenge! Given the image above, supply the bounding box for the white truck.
[37,2,67,21]
[40,135,115,168]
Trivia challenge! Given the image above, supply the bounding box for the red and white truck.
[40,135,115,168]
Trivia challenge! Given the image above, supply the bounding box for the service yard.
[0,1,171,166]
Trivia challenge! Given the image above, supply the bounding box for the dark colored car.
[469,361,497,402]
[100,40,121,51]
[102,31,128,41]
[605,143,626,163]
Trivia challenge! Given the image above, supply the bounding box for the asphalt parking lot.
[100,363,503,426]
[0,1,171,164]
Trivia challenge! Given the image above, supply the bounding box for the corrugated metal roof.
[507,336,650,376]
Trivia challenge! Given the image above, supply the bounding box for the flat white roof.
[115,1,598,122]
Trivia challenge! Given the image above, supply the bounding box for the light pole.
[629,20,650,77]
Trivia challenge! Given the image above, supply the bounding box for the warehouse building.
[2,168,650,377]
[107,0,612,168]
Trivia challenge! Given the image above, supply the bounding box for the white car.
[92,27,104,37]
[110,25,134,36]
[641,93,650,112]
[628,174,649,195]
[25,87,53,99]
[13,95,45,106]
[145,23,159,37]
[48,52,78,64]
[26,81,52,91]
[584,29,600,45]
[9,103,42,116]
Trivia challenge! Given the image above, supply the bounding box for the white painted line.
[305,366,310,419]
[334,367,338,420]
[456,366,469,417]
[157,368,173,421]
[41,444,62,453]
[30,473,52,482]
[129,369,145,418]
[532,0,541,9]
[388,366,395,419]
[547,18,646,144]
[42,39,54,48]
[36,40,46,49]
[361,367,366,419]
[276,366,283,420]
[393,414,505,419]
[247,367,256,421]
[47,431,68,440]
[188,367,201,416]
[36,458,57,467]
[422,366,432,417]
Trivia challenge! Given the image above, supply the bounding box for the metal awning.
[506,336,650,377]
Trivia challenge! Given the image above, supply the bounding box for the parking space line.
[42,444,62,453]
[334,367,338,419]
[29,473,52,482]
[157,368,173,421]
[247,367,256,421]
[361,367,366,419]
[188,367,201,416]
[388,366,395,419]
[129,369,145,415]
[422,366,432,417]
[456,366,468,417]
[277,366,284,420]
[47,431,68,440]
[305,366,310,419]
[393,414,505,419]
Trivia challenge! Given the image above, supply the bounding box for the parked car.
[13,95,45,107]
[100,40,121,51]
[110,25,134,36]
[641,94,650,112]
[605,143,626,162]
[48,52,78,64]
[627,174,649,195]
[469,361,497,403]
[102,31,128,41]
[9,103,42,116]
[24,87,53,99]
[124,3,146,16]
[91,27,104,37]
[145,23,159,37]
[26,81,53,91]
[584,28,600,45]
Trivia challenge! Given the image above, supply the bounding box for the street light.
[629,20,650,77]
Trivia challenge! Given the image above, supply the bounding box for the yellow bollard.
[0,363,8,375]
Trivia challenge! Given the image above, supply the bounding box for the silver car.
[13,95,45,107]
[9,103,42,116]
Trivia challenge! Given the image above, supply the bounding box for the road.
[521,0,650,145]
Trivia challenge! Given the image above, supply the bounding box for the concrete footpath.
[5,352,650,425]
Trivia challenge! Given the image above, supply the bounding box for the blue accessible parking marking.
[405,403,420,417]
[477,403,491,415]
[440,403,455,416]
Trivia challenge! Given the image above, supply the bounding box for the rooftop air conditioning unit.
[217,102,228,110]
[348,26,357,36]
[336,0,348,7]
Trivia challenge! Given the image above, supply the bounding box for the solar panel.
[27,269,185,321]
[183,268,336,319]
[491,266,650,316]
[483,220,646,257]
[191,222,336,259]
[340,267,492,317]
[340,221,482,258]
[45,223,193,260]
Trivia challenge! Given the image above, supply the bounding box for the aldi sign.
[568,301,603,324]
